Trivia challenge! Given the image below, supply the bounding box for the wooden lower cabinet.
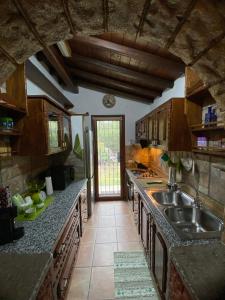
[36,268,54,300]
[152,224,168,300]
[169,263,192,300]
[137,193,168,300]
[37,194,83,300]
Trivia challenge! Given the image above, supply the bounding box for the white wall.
[147,76,185,112]
[64,88,151,145]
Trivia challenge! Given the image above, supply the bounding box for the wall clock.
[102,94,116,108]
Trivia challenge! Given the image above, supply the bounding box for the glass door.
[92,116,125,200]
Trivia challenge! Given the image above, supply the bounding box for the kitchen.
[0,1,225,300]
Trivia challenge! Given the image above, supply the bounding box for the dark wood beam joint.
[13,0,77,92]
[103,0,109,32]
[70,67,160,98]
[66,54,173,90]
[166,0,198,49]
[189,31,225,66]
[136,0,153,39]
[61,0,76,34]
[75,79,153,104]
[0,46,18,66]
[71,36,184,77]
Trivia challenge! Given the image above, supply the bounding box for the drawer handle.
[61,278,68,292]
[59,243,66,255]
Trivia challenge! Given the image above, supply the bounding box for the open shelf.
[193,148,225,157]
[191,125,224,133]
[0,129,21,136]
[0,98,27,115]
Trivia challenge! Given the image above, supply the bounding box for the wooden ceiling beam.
[71,36,184,79]
[42,46,78,93]
[65,54,173,91]
[76,80,153,104]
[166,0,198,49]
[13,0,78,93]
[70,67,160,99]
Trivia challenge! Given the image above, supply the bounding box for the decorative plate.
[102,94,116,108]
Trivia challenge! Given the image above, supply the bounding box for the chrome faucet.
[167,166,178,191]
[192,160,202,208]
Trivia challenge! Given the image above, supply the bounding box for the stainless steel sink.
[152,191,194,207]
[164,207,224,240]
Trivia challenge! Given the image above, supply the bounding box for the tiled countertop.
[170,243,225,300]
[0,252,52,300]
[0,179,87,300]
[0,179,87,253]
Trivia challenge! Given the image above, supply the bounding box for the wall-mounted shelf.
[193,148,225,157]
[0,129,21,136]
[191,124,224,133]
[185,66,225,157]
[0,99,27,115]
[0,64,27,157]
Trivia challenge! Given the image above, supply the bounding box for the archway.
[0,1,225,114]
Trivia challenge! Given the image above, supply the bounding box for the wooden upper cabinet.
[136,98,192,151]
[157,106,168,148]
[136,118,148,141]
[19,96,72,155]
[6,64,27,112]
[185,66,206,97]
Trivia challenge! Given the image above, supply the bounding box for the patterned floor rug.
[114,251,159,299]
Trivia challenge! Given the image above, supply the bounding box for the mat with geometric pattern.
[114,251,159,299]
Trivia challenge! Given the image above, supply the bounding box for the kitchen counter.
[0,179,87,253]
[127,168,225,299]
[0,179,87,300]
[0,252,52,300]
[126,169,214,247]
[170,243,225,300]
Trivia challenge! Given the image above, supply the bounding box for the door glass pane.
[48,120,59,148]
[97,120,121,197]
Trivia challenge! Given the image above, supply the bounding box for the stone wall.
[0,151,74,195]
[0,156,49,195]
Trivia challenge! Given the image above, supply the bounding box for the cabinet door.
[136,119,148,141]
[170,263,192,300]
[185,66,205,97]
[157,108,168,148]
[36,269,54,300]
[153,225,168,299]
[148,115,154,143]
[48,112,62,152]
[140,200,149,252]
[62,115,72,150]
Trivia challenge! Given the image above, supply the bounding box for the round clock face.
[102,94,116,108]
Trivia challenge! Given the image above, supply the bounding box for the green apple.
[32,192,41,204]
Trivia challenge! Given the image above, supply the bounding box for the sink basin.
[164,207,224,240]
[152,191,194,207]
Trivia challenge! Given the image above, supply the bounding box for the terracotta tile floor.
[66,200,143,300]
